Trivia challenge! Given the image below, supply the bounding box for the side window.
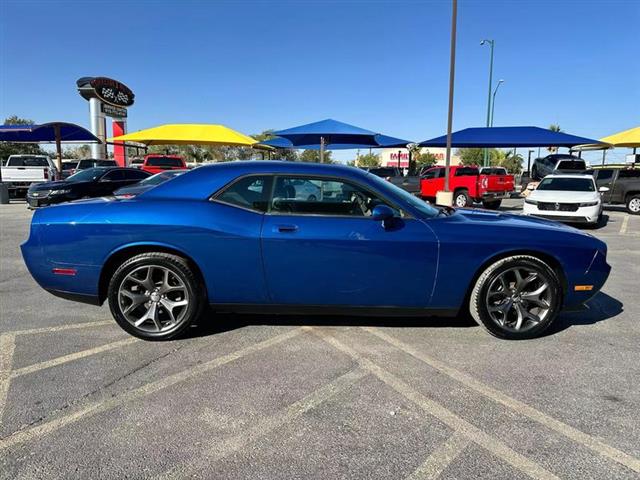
[455,167,479,176]
[271,176,387,217]
[618,170,640,179]
[123,170,149,180]
[215,175,272,212]
[423,169,438,179]
[596,169,613,182]
[102,170,125,181]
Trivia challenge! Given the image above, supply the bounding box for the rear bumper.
[481,191,511,200]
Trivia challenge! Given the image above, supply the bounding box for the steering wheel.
[350,191,369,216]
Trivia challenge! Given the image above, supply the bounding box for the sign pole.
[442,0,457,203]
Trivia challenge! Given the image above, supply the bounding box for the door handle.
[276,224,298,233]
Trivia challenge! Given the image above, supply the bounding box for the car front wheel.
[454,189,471,208]
[469,255,561,339]
[107,252,205,340]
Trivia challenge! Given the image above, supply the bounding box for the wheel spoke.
[514,304,525,330]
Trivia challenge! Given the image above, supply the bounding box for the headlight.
[50,189,71,195]
[524,198,538,205]
[579,200,599,207]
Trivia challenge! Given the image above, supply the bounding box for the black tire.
[626,194,640,215]
[107,252,205,340]
[482,200,502,209]
[469,255,562,340]
[453,189,471,208]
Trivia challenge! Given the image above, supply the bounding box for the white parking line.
[365,327,640,474]
[10,320,113,336]
[406,431,470,480]
[0,328,304,451]
[158,367,369,479]
[619,216,629,234]
[0,334,16,429]
[310,328,559,480]
[10,338,138,378]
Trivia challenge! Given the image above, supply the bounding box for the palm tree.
[548,124,562,153]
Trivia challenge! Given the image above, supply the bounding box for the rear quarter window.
[618,170,640,179]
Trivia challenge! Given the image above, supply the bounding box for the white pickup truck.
[0,155,59,196]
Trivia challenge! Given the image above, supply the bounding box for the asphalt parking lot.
[1,199,639,480]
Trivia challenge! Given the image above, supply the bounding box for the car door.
[119,169,150,189]
[261,175,439,308]
[96,169,127,195]
[593,169,614,203]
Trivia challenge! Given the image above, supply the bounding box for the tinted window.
[62,162,77,171]
[67,168,108,182]
[216,175,272,212]
[537,177,595,192]
[122,169,149,180]
[102,170,126,181]
[271,176,387,217]
[556,160,586,171]
[8,156,49,167]
[595,169,613,181]
[140,171,184,186]
[146,157,183,167]
[423,168,443,179]
[618,169,640,179]
[367,167,399,178]
[480,167,507,175]
[455,167,479,176]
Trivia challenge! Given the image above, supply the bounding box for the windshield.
[537,177,595,192]
[146,157,183,167]
[62,162,77,170]
[8,156,49,167]
[140,170,184,186]
[66,167,108,183]
[366,173,439,218]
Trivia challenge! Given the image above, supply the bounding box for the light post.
[481,39,495,167]
[490,79,504,127]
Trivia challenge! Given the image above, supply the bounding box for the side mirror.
[371,204,395,222]
[598,186,610,193]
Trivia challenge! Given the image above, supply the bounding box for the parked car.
[60,161,79,179]
[21,161,609,341]
[531,154,586,180]
[141,154,187,174]
[0,155,58,196]
[129,158,144,169]
[420,165,515,208]
[586,165,640,214]
[523,174,606,225]
[26,167,150,208]
[364,166,421,195]
[113,170,185,199]
[63,158,118,178]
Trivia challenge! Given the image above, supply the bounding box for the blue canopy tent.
[259,133,411,151]
[419,126,602,148]
[0,122,101,174]
[273,118,411,162]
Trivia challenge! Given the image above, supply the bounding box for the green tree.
[457,148,507,166]
[548,124,562,153]
[414,151,438,170]
[62,145,91,159]
[356,152,380,167]
[299,149,334,163]
[0,115,48,162]
[497,151,523,174]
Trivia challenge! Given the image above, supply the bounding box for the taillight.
[44,169,49,180]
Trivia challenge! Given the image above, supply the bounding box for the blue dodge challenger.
[21,161,610,340]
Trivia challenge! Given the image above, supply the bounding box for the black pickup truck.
[588,165,640,214]
[363,167,421,195]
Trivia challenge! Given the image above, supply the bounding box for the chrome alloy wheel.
[118,265,190,333]
[629,197,640,213]
[485,266,552,332]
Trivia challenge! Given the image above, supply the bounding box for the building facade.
[377,147,461,168]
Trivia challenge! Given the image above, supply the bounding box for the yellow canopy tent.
[108,124,257,147]
[600,126,640,148]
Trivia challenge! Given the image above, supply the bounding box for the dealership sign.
[76,77,135,107]
[101,103,128,118]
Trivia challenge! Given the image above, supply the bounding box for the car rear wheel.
[469,255,561,340]
[454,189,471,208]
[108,252,204,340]
[626,195,640,215]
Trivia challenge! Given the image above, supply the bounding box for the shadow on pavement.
[544,292,623,336]
[181,291,623,340]
[182,309,478,340]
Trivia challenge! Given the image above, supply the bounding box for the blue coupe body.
[21,161,609,322]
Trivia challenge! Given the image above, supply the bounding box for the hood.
[529,190,598,203]
[29,180,74,191]
[454,208,584,233]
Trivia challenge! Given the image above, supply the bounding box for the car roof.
[541,174,594,179]
[143,160,371,201]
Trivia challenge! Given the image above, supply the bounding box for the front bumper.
[523,203,600,224]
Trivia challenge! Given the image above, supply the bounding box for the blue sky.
[1,0,638,163]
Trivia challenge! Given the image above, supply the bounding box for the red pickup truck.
[141,155,188,175]
[420,165,515,208]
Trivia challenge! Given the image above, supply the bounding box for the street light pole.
[481,39,495,167]
[441,0,457,203]
[490,79,504,127]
